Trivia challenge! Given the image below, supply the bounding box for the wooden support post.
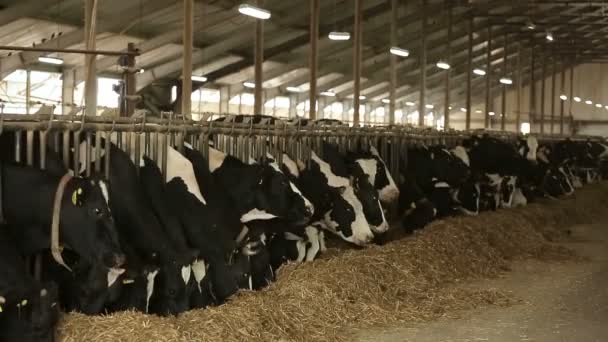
[484,25,492,129]
[353,0,362,126]
[389,0,397,124]
[559,62,566,135]
[84,0,98,116]
[540,55,546,135]
[309,0,319,120]
[125,42,137,117]
[465,16,473,130]
[516,43,522,133]
[254,0,264,115]
[419,0,427,127]
[569,63,574,134]
[25,69,31,115]
[550,59,556,135]
[443,1,452,130]
[182,0,194,119]
[501,32,507,131]
[529,46,536,130]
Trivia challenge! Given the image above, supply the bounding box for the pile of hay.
[58,184,608,342]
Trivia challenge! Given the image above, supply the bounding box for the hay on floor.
[58,184,608,342]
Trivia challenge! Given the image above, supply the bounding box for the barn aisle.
[357,222,608,342]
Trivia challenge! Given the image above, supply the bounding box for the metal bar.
[444,1,452,130]
[419,0,427,127]
[529,45,536,130]
[569,63,574,134]
[353,0,362,126]
[465,16,473,131]
[0,46,139,56]
[309,0,319,120]
[389,0,397,125]
[559,62,566,135]
[84,0,97,117]
[254,0,264,115]
[484,25,492,129]
[500,32,507,131]
[182,0,193,119]
[516,43,522,133]
[540,55,546,135]
[550,59,556,135]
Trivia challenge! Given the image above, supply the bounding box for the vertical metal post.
[569,63,574,133]
[550,59,556,135]
[62,69,75,115]
[443,1,452,130]
[418,0,427,127]
[25,70,31,115]
[353,0,362,126]
[540,55,546,135]
[559,61,565,135]
[182,0,193,119]
[309,0,319,120]
[254,0,264,115]
[125,42,137,117]
[389,0,397,124]
[484,25,492,129]
[529,46,536,129]
[465,16,473,130]
[500,32,507,131]
[516,43,522,133]
[84,0,98,116]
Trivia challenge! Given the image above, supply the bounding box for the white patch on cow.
[511,187,528,207]
[486,174,503,187]
[145,270,159,314]
[305,226,321,262]
[355,159,378,185]
[248,275,253,291]
[181,265,192,285]
[432,207,438,217]
[501,176,517,208]
[371,199,389,234]
[323,186,374,246]
[98,180,110,206]
[526,136,539,161]
[191,260,206,293]
[411,202,417,209]
[599,144,608,159]
[240,208,278,223]
[311,152,350,187]
[451,146,470,167]
[208,147,227,173]
[284,232,302,241]
[458,207,479,216]
[139,157,146,167]
[318,230,327,252]
[161,145,207,204]
[434,181,450,188]
[295,240,306,263]
[282,154,300,178]
[107,268,125,288]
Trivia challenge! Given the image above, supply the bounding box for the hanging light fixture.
[238,4,271,20]
[286,86,303,93]
[328,0,349,41]
[425,104,434,109]
[489,111,496,116]
[559,94,567,101]
[436,60,451,70]
[574,96,581,102]
[526,19,536,30]
[585,100,593,105]
[546,32,554,42]
[499,77,513,85]
[460,107,467,112]
[38,56,63,65]
[389,47,410,57]
[320,91,336,97]
[596,103,603,108]
[191,75,207,82]
[405,101,415,106]
[382,99,390,104]
[243,81,256,89]
[473,68,486,76]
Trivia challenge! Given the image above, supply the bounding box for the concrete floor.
[356,223,608,342]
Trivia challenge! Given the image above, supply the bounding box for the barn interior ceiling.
[0,0,607,114]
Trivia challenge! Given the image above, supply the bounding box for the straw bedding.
[58,184,608,342]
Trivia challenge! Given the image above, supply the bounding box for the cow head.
[429,146,470,187]
[368,147,400,204]
[349,162,388,234]
[61,177,125,269]
[499,176,518,208]
[147,253,194,316]
[321,185,374,246]
[452,181,480,215]
[401,199,436,234]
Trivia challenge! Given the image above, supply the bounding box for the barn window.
[1,69,62,114]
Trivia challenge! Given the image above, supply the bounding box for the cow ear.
[71,187,85,206]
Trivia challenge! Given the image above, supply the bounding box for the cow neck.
[50,173,74,272]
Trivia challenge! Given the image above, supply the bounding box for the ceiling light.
[328,32,351,41]
[38,56,64,65]
[389,47,410,57]
[499,77,513,85]
[238,4,271,20]
[382,99,390,104]
[574,96,581,102]
[489,111,495,116]
[475,109,482,113]
[448,106,452,110]
[191,75,207,82]
[138,68,145,74]
[460,107,467,112]
[605,105,608,110]
[425,104,434,109]
[359,95,366,100]
[320,91,336,97]
[559,94,567,101]
[596,103,603,108]
[286,86,302,93]
[243,81,256,89]
[585,100,593,105]
[546,32,554,41]
[405,101,415,106]
[436,61,451,70]
[473,68,486,76]
[526,20,536,30]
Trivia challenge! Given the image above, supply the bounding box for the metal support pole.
[550,59,556,135]
[309,0,319,120]
[501,32,507,131]
[465,16,473,130]
[62,69,75,115]
[529,46,536,129]
[516,43,522,133]
[254,0,264,115]
[540,56,546,135]
[389,0,397,124]
[419,0,427,127]
[559,62,566,135]
[353,0,362,126]
[25,70,31,115]
[84,0,98,116]
[569,63,574,134]
[484,25,492,129]
[125,42,137,117]
[443,1,452,130]
[182,0,193,119]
